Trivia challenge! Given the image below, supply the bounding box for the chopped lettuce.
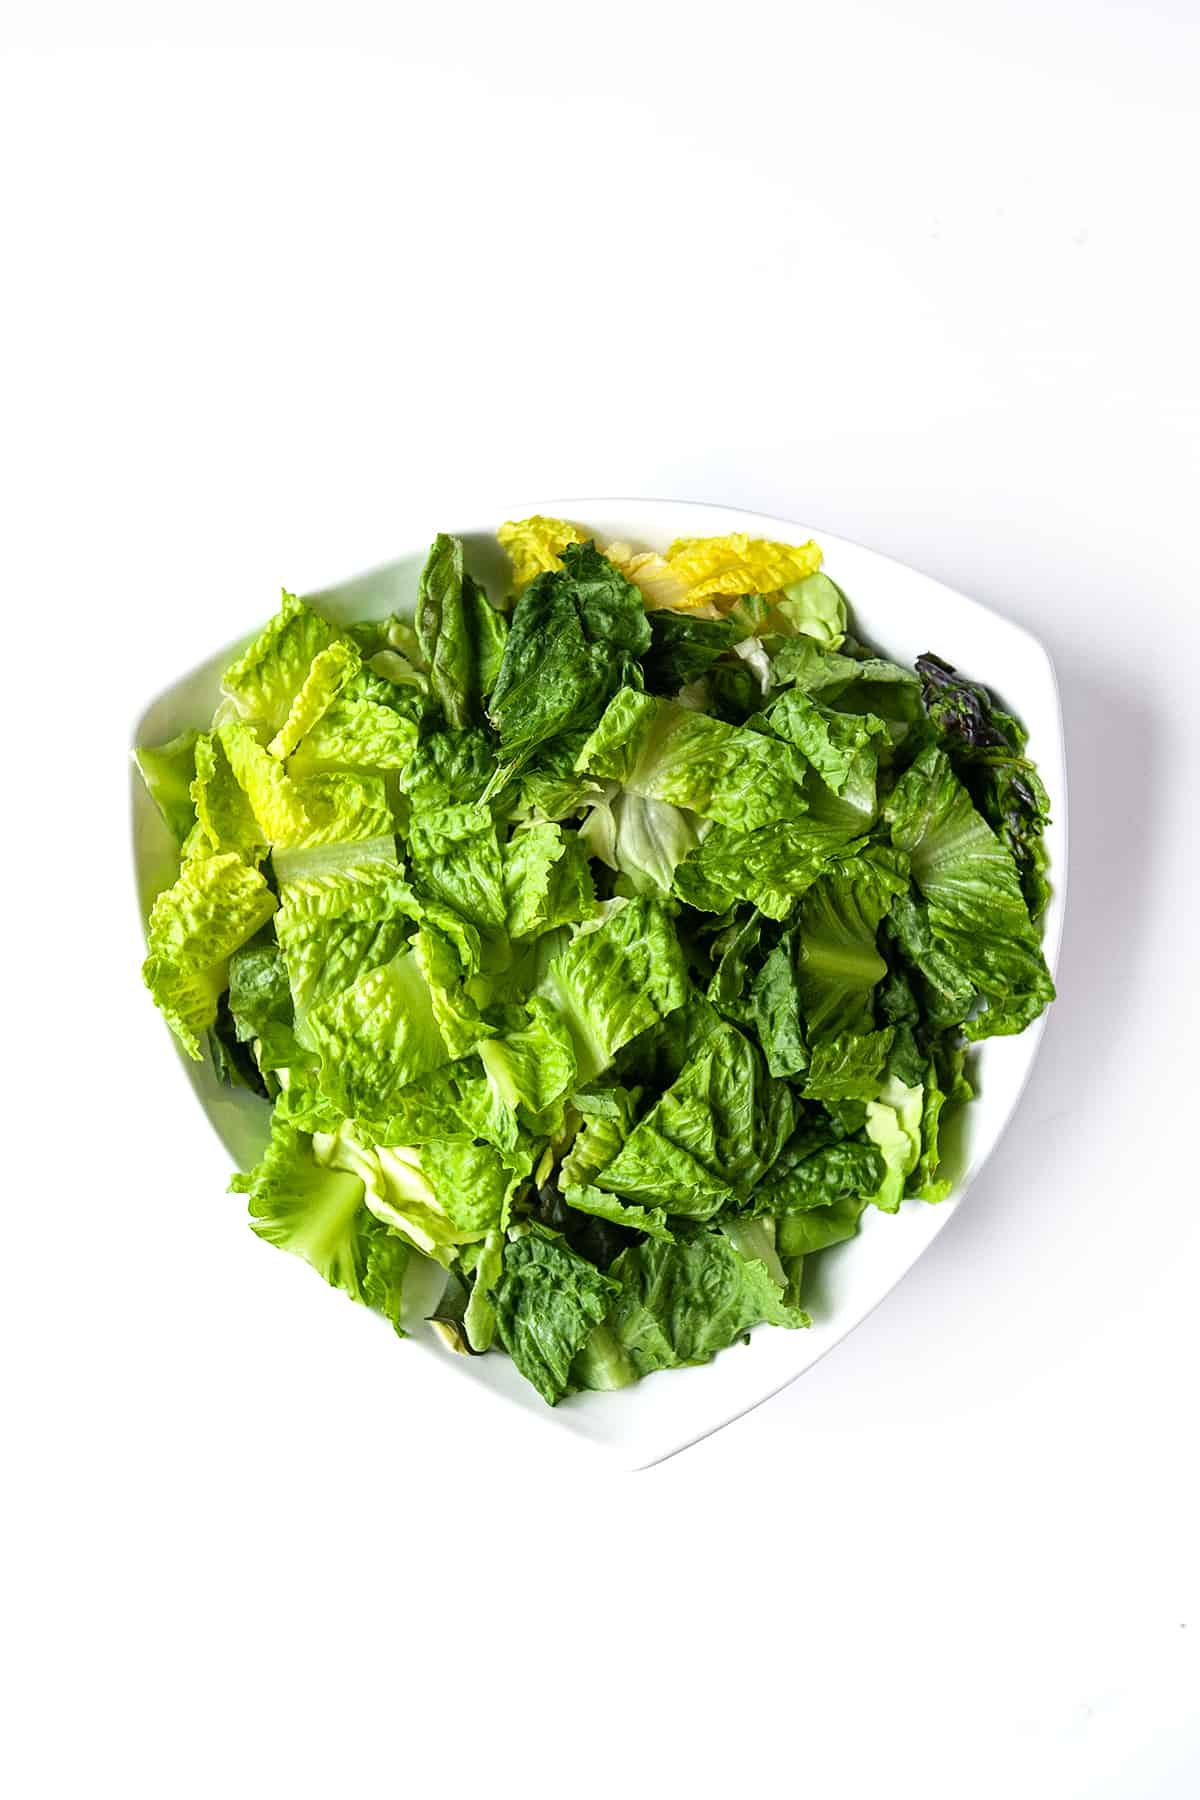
[137,520,1055,1404]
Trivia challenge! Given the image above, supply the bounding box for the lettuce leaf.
[496,515,589,593]
[579,788,708,897]
[915,652,1052,919]
[503,823,597,940]
[408,802,507,932]
[794,847,910,1037]
[487,542,651,763]
[577,688,809,831]
[416,533,508,728]
[493,1229,618,1403]
[143,852,278,1057]
[267,639,361,760]
[594,1022,794,1217]
[886,747,1055,1039]
[541,896,689,1083]
[771,571,848,650]
[763,687,890,795]
[232,1118,410,1331]
[577,1229,808,1387]
[664,533,823,604]
[221,590,344,731]
[307,947,455,1128]
[396,728,493,809]
[674,816,862,919]
[802,1027,894,1102]
[642,611,738,693]
[134,730,200,845]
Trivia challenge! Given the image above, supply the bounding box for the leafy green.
[642,611,738,693]
[416,533,507,729]
[493,1229,618,1404]
[221,590,344,731]
[887,747,1055,1038]
[408,802,507,931]
[267,639,361,761]
[675,816,863,920]
[232,1118,410,1330]
[134,730,200,844]
[773,571,848,650]
[542,896,689,1082]
[397,728,493,809]
[143,853,278,1057]
[802,1027,894,1102]
[138,520,1055,1405]
[793,847,909,1037]
[763,687,889,795]
[580,789,708,897]
[594,1023,794,1217]
[577,689,809,831]
[487,541,651,762]
[576,1230,808,1387]
[915,653,1052,919]
[503,823,596,939]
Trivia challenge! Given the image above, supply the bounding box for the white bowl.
[131,499,1067,1467]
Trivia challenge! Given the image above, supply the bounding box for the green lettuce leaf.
[801,1027,893,1102]
[750,1131,885,1215]
[794,846,910,1037]
[580,788,708,897]
[273,864,419,1039]
[232,1117,409,1330]
[763,687,890,795]
[642,611,738,694]
[559,1084,643,1188]
[307,946,454,1127]
[493,1229,618,1404]
[416,533,508,729]
[674,816,863,920]
[772,571,848,649]
[915,652,1052,920]
[143,852,278,1057]
[886,746,1054,1039]
[594,1022,794,1217]
[285,673,419,775]
[226,933,302,1072]
[496,725,604,822]
[503,823,597,940]
[463,1228,505,1352]
[476,996,577,1121]
[864,1075,925,1211]
[221,590,344,731]
[487,541,651,763]
[578,1229,808,1386]
[134,730,200,845]
[559,1184,675,1244]
[408,802,507,932]
[577,688,809,831]
[266,639,361,760]
[770,636,920,723]
[776,1197,867,1256]
[749,940,809,1078]
[217,719,320,847]
[396,728,493,809]
[541,896,689,1083]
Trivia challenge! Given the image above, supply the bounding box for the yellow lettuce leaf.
[665,533,823,603]
[497,515,589,592]
[603,542,699,612]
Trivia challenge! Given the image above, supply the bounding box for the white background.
[3,5,1198,1796]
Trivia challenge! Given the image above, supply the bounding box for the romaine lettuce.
[137,520,1056,1403]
